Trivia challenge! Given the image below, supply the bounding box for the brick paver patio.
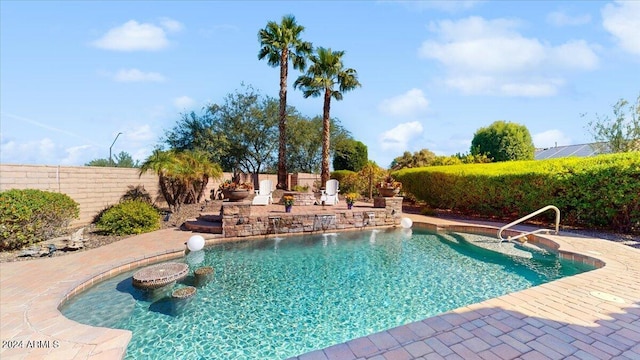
[1,210,639,359]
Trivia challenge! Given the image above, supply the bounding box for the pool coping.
[1,214,639,359]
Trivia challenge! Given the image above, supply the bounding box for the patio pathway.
[1,211,639,359]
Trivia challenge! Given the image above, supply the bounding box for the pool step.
[183,217,223,234]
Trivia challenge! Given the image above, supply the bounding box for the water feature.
[61,229,594,359]
[268,216,283,240]
[314,214,336,231]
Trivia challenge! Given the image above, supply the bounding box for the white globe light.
[187,235,205,252]
[400,217,413,229]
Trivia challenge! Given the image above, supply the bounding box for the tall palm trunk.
[277,49,289,190]
[321,88,332,185]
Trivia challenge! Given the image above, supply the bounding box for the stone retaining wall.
[221,198,403,238]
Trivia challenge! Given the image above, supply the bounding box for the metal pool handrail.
[498,205,560,242]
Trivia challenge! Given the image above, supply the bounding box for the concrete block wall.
[1,164,317,227]
[0,164,162,226]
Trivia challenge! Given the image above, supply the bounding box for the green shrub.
[0,189,79,250]
[95,200,161,236]
[292,184,310,192]
[331,170,366,195]
[395,153,640,233]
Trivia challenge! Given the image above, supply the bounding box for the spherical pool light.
[187,235,205,252]
[400,217,413,229]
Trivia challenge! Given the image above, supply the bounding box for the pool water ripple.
[61,229,592,359]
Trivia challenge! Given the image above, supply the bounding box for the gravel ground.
[1,202,637,263]
[0,202,221,263]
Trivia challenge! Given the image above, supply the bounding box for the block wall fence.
[0,164,320,226]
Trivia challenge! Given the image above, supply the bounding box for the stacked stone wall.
[220,201,402,238]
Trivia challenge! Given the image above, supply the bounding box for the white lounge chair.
[252,179,273,205]
[320,179,340,205]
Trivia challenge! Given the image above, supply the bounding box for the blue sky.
[1,1,639,168]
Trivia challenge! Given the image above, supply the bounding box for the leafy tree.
[586,94,640,153]
[359,160,386,199]
[164,85,279,188]
[286,115,353,173]
[470,121,535,162]
[85,151,139,168]
[294,47,361,185]
[390,149,437,170]
[139,149,222,212]
[333,139,367,171]
[163,111,228,162]
[258,15,313,189]
[207,86,280,187]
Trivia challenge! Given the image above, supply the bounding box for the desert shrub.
[0,189,79,250]
[95,200,161,236]
[120,185,152,204]
[395,153,640,233]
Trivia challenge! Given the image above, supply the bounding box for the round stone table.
[132,262,189,289]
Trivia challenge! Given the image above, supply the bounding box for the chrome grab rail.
[498,205,560,242]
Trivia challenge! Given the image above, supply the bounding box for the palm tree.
[139,149,222,212]
[258,15,312,190]
[294,47,361,185]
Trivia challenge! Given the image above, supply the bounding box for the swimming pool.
[60,228,593,359]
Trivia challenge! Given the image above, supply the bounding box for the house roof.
[534,142,610,160]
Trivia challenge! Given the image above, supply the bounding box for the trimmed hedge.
[395,153,640,234]
[95,200,161,236]
[0,189,79,250]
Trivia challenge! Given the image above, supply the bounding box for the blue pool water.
[61,229,593,359]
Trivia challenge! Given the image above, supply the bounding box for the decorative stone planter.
[378,187,400,197]
[222,189,251,202]
[280,191,316,206]
[194,266,214,287]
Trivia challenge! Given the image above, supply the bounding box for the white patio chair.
[252,179,273,205]
[320,179,340,205]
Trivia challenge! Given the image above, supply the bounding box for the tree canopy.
[586,94,640,153]
[86,151,139,168]
[333,139,368,171]
[470,121,535,162]
[162,85,355,180]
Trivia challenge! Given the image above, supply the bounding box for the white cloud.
[159,17,184,33]
[174,95,196,109]
[550,40,599,70]
[602,1,640,55]
[124,125,154,142]
[379,121,424,152]
[132,147,152,163]
[114,68,166,83]
[546,11,591,26]
[60,145,93,165]
[92,19,182,51]
[0,137,97,165]
[533,129,572,148]
[419,16,599,96]
[379,89,429,117]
